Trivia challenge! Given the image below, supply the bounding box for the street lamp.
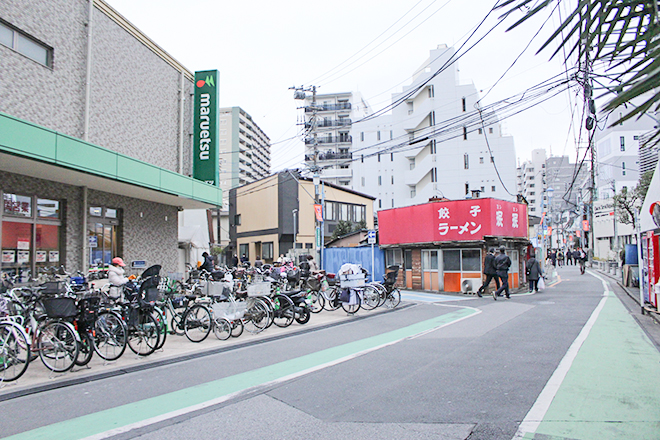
[546,187,554,249]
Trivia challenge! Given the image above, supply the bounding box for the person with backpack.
[526,251,543,292]
[492,246,512,300]
[477,248,500,298]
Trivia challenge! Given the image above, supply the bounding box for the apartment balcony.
[304,135,352,145]
[304,102,352,112]
[321,167,352,179]
[304,151,352,162]
[304,119,352,128]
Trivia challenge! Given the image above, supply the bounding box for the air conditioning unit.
[461,278,476,294]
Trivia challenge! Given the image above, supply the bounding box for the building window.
[0,20,53,67]
[339,180,350,186]
[378,176,382,186]
[622,162,626,176]
[529,191,535,196]
[529,184,535,188]
[378,199,382,209]
[430,111,436,126]
[478,128,483,135]
[490,156,494,163]
[409,159,415,170]
[390,130,393,140]
[463,127,467,140]
[620,136,625,151]
[430,140,436,154]
[489,127,493,134]
[465,183,469,195]
[391,199,394,207]
[234,214,241,225]
[481,186,485,192]
[428,85,434,98]
[262,242,274,260]
[411,187,416,198]
[479,157,484,164]
[634,135,639,140]
[360,132,364,142]
[462,97,466,112]
[361,154,364,163]
[378,153,381,162]
[304,243,313,249]
[431,167,438,183]
[492,185,496,192]
[361,177,365,186]
[377,131,381,141]
[391,153,394,161]
[391,176,394,184]
[464,153,469,169]
[239,244,249,259]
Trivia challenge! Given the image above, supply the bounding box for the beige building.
[228,171,374,266]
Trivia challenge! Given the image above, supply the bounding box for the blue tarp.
[322,246,386,282]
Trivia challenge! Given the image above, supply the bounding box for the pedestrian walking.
[493,246,512,300]
[477,248,500,298]
[550,250,557,267]
[566,249,573,266]
[557,250,564,266]
[526,251,543,292]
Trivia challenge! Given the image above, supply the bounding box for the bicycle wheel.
[74,330,94,367]
[127,312,160,356]
[170,312,184,335]
[183,304,212,343]
[230,319,244,337]
[94,311,127,361]
[323,287,341,311]
[38,321,79,373]
[0,322,30,382]
[341,291,361,315]
[243,299,270,334]
[153,308,167,350]
[272,295,295,328]
[295,306,310,324]
[308,291,324,313]
[385,288,401,309]
[213,317,231,340]
[360,285,381,310]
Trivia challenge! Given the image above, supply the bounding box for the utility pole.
[583,22,597,263]
[292,85,323,267]
[612,180,618,252]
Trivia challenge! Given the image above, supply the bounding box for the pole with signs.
[192,70,219,186]
[368,230,376,282]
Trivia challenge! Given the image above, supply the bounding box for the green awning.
[0,112,222,209]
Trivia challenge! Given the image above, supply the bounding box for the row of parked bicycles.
[0,262,402,383]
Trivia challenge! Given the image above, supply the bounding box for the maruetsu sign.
[193,70,219,186]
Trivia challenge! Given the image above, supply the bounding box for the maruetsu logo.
[196,75,215,162]
[196,75,215,88]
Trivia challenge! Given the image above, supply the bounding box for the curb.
[595,269,660,326]
[0,303,414,402]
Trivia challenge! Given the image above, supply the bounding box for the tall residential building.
[595,105,656,198]
[213,107,271,252]
[638,130,660,175]
[352,45,517,210]
[303,92,371,187]
[516,148,547,215]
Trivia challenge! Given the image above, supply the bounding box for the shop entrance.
[87,206,120,270]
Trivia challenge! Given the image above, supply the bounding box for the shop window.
[386,249,403,267]
[404,250,412,270]
[461,249,481,271]
[443,250,460,271]
[89,207,103,217]
[37,199,59,218]
[422,250,438,270]
[3,193,32,217]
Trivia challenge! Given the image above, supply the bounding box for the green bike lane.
[4,305,481,440]
[516,272,660,440]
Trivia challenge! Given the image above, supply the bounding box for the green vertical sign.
[193,70,219,186]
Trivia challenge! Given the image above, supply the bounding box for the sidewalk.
[0,305,399,401]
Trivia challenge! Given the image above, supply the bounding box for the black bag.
[339,288,350,303]
[42,297,78,318]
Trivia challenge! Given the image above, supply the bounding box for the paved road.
[1,267,659,440]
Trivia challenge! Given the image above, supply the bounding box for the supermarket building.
[0,0,222,278]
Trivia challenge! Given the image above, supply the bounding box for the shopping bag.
[538,277,545,290]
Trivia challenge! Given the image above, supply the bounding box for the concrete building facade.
[0,0,222,278]
[352,45,517,210]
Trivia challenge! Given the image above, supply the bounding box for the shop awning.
[0,112,222,209]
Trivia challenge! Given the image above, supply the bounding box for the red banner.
[314,204,323,222]
[378,198,528,245]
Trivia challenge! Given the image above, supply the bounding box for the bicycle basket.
[42,296,78,319]
[41,281,66,295]
[77,295,100,326]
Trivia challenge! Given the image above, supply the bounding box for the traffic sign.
[367,230,376,244]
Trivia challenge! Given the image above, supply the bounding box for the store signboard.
[378,198,528,245]
[193,70,220,186]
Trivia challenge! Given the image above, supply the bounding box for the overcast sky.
[105,0,584,171]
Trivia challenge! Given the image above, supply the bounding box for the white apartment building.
[517,148,547,215]
[303,92,371,187]
[595,107,656,199]
[351,45,517,209]
[213,107,271,253]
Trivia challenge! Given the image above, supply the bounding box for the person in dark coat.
[200,252,214,272]
[477,248,500,297]
[231,254,239,268]
[493,246,512,300]
[526,251,543,292]
[566,249,573,266]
